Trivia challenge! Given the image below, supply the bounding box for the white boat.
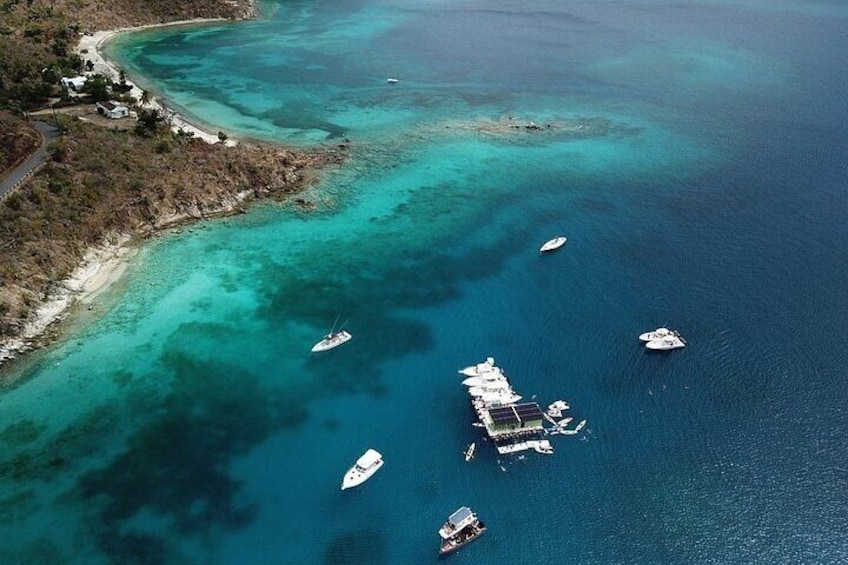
[464,442,476,461]
[438,507,487,555]
[645,335,685,351]
[311,329,352,352]
[539,236,567,253]
[458,357,497,377]
[477,390,522,406]
[546,400,570,417]
[557,417,573,427]
[467,382,512,396]
[533,440,554,455]
[341,448,384,490]
[387,77,399,84]
[639,327,672,342]
[461,374,507,387]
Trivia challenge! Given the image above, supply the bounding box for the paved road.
[0,120,60,199]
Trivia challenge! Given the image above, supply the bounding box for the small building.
[96,101,130,120]
[484,403,545,436]
[61,76,88,91]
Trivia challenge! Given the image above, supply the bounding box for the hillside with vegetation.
[0,1,342,357]
[0,113,339,343]
[0,113,41,175]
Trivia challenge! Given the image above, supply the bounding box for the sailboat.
[311,315,352,352]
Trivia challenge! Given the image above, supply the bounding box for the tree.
[83,74,109,102]
[140,89,151,106]
[135,108,164,136]
[217,131,228,144]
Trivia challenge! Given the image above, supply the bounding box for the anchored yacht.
[341,448,384,490]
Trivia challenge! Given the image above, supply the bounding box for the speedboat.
[341,448,384,490]
[539,236,567,253]
[645,335,685,351]
[532,440,554,455]
[557,416,573,427]
[461,373,507,388]
[464,442,476,462]
[311,330,352,352]
[458,357,497,377]
[477,390,522,406]
[387,77,399,84]
[639,327,672,342]
[546,400,570,417]
[468,382,512,396]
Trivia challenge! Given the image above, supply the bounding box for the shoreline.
[78,20,239,146]
[0,235,137,367]
[1,9,303,369]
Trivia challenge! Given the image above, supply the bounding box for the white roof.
[356,448,382,468]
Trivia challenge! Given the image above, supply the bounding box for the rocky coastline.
[0,1,346,370]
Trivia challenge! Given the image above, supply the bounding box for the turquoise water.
[3,1,848,563]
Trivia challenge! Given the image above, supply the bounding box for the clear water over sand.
[2,1,847,563]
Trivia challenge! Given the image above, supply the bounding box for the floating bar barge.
[461,357,558,455]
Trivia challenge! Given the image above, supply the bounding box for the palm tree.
[140,89,151,106]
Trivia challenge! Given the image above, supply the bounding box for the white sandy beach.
[77,21,237,146]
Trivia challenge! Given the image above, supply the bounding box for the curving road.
[0,120,60,199]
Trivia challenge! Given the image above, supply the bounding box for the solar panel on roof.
[514,403,543,420]
[489,406,520,425]
[449,507,473,527]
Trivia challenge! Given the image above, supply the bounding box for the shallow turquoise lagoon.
[2,1,847,563]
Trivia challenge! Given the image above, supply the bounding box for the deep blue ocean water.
[2,1,848,563]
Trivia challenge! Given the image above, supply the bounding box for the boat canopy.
[448,507,474,528]
[356,448,382,468]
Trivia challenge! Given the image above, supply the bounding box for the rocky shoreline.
[0,4,344,370]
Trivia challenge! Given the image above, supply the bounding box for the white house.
[61,76,88,91]
[96,101,130,119]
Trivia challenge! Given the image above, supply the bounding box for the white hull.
[458,357,497,377]
[540,236,567,253]
[341,449,384,490]
[645,336,685,350]
[461,374,506,387]
[312,330,352,352]
[639,327,671,342]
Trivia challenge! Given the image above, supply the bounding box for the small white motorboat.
[341,448,384,490]
[387,77,399,84]
[539,236,567,253]
[546,400,570,417]
[533,440,554,455]
[468,382,512,396]
[461,373,507,387]
[464,442,476,461]
[645,335,685,351]
[458,357,497,377]
[477,391,522,406]
[557,417,574,427]
[639,327,672,342]
[311,330,352,352]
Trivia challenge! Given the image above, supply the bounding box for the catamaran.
[438,507,487,555]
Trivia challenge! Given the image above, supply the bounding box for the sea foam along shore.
[0,17,262,369]
[77,21,237,146]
